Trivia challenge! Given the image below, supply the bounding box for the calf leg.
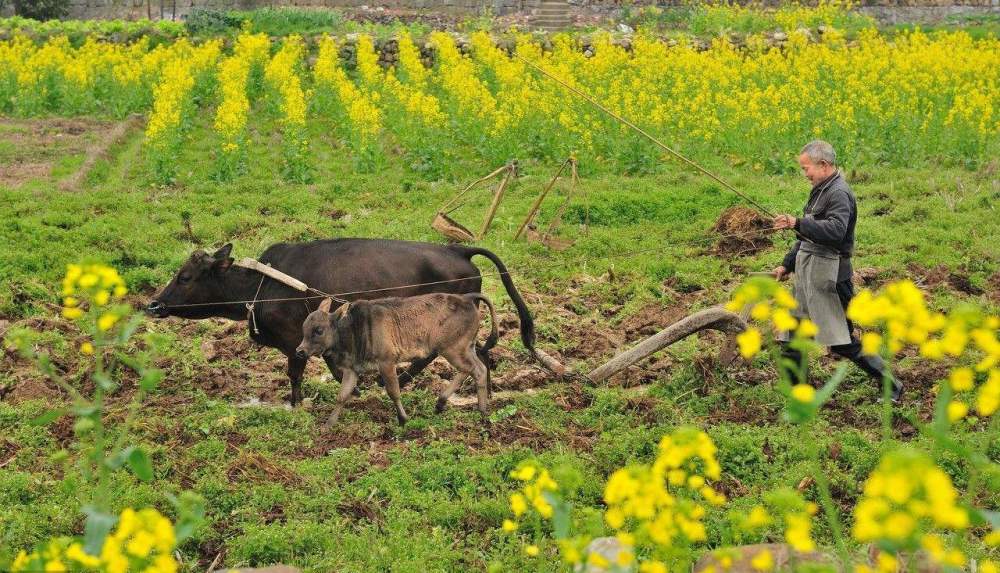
[442,345,491,418]
[379,363,409,425]
[470,352,490,419]
[326,368,359,426]
[286,355,307,407]
[397,352,439,388]
[435,371,470,413]
[324,355,361,397]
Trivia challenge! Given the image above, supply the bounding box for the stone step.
[532,19,571,29]
[535,8,569,16]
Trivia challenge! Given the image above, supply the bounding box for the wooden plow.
[514,156,587,250]
[432,160,518,243]
[586,306,748,383]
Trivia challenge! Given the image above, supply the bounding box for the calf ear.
[333,302,350,320]
[318,298,333,313]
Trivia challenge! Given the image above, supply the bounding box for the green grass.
[0,108,998,571]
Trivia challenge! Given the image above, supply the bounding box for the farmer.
[771,140,902,402]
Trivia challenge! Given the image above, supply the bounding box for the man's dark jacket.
[782,170,856,281]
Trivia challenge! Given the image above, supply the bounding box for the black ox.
[147,238,535,406]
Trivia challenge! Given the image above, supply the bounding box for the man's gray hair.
[800,140,837,166]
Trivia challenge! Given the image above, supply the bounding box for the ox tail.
[451,246,535,352]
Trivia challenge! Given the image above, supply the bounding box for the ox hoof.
[396,414,409,426]
[434,397,448,413]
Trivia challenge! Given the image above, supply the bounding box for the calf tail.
[467,293,499,353]
[467,293,498,399]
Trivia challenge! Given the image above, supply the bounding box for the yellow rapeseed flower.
[97,312,120,332]
[510,493,527,516]
[737,328,763,359]
[751,549,774,571]
[946,400,968,422]
[791,384,816,403]
[861,332,883,355]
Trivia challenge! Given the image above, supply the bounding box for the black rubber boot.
[779,343,810,386]
[857,353,903,403]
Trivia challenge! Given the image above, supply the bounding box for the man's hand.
[773,214,797,230]
[773,265,789,281]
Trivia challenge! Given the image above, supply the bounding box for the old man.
[772,140,902,402]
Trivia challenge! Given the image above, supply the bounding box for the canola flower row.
[504,427,999,572]
[498,277,999,571]
[12,507,179,573]
[1,26,997,177]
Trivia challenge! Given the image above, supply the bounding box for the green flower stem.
[801,423,850,569]
[92,331,110,514]
[880,346,893,444]
[962,413,999,508]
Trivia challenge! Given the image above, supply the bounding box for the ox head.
[295,298,348,359]
[147,244,234,319]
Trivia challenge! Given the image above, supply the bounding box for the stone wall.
[48,0,531,20]
[2,0,996,21]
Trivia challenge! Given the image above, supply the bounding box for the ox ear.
[318,298,333,313]
[213,244,233,260]
[212,243,233,271]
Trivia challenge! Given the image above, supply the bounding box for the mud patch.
[989,272,1000,305]
[0,118,114,188]
[710,207,773,256]
[0,438,20,468]
[338,496,385,528]
[852,267,883,288]
[907,263,983,295]
[497,366,552,391]
[226,451,304,487]
[620,302,689,340]
[607,357,675,388]
[552,382,593,411]
[0,162,51,187]
[706,395,777,426]
[559,319,624,362]
[896,359,951,391]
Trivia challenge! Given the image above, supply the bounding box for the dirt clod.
[710,207,773,256]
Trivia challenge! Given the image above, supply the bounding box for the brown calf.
[296,293,498,425]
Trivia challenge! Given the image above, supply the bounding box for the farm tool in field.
[586,306,748,383]
[432,160,518,243]
[514,156,588,251]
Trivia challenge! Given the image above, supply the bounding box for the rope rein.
[162,226,782,311]
[246,274,266,335]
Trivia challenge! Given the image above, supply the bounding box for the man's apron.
[778,241,852,347]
